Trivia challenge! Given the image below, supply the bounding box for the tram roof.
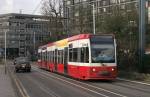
[39,33,115,49]
[68,34,91,42]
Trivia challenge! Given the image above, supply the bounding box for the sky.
[0,0,42,15]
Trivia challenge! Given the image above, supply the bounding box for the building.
[0,13,51,58]
[63,0,138,34]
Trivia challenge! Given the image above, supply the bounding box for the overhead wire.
[32,0,44,14]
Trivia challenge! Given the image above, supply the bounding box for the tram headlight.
[92,68,96,72]
[111,68,115,71]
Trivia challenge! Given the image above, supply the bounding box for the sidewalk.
[0,65,16,97]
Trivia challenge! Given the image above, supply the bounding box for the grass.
[118,70,150,83]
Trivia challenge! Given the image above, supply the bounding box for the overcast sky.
[0,0,42,15]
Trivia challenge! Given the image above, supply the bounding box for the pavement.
[0,65,16,97]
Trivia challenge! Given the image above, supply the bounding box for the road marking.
[14,78,27,97]
[16,76,30,97]
[117,78,150,86]
[33,67,127,97]
[37,70,109,97]
[27,75,60,97]
[8,68,30,97]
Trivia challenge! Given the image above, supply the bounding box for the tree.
[41,0,64,40]
[99,4,139,71]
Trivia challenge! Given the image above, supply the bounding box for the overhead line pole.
[66,3,96,35]
[4,31,7,74]
[32,0,43,14]
[139,0,146,71]
[92,4,96,35]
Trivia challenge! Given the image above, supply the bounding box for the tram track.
[111,82,150,93]
[32,65,150,97]
[17,74,61,97]
[32,66,127,97]
[8,62,150,97]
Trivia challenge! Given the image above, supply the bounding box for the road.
[8,63,150,97]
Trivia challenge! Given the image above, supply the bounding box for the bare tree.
[41,0,64,40]
[41,0,63,17]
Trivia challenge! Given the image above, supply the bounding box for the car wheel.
[27,69,31,72]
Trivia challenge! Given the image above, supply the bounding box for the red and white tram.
[37,34,117,80]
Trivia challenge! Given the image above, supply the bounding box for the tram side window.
[46,52,49,61]
[80,47,89,63]
[69,48,73,62]
[51,51,53,62]
[73,48,78,62]
[55,50,57,63]
[44,52,46,61]
[38,53,39,59]
[61,50,64,64]
[43,52,45,61]
[40,53,41,60]
[51,51,53,63]
[69,48,78,62]
[45,52,47,61]
[50,51,51,62]
[48,51,50,62]
[58,50,61,64]
[52,51,54,63]
[59,50,63,64]
[41,53,43,61]
[42,52,44,61]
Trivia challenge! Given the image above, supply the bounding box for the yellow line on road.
[9,70,30,97]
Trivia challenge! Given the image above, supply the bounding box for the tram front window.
[90,36,115,63]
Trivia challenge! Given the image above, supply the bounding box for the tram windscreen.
[90,36,115,63]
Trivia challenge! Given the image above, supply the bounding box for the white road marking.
[33,67,127,97]
[117,78,150,86]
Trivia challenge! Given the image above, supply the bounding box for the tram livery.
[38,34,117,80]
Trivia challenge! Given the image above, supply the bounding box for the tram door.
[54,49,57,71]
[64,47,68,74]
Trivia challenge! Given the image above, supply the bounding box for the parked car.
[14,57,31,72]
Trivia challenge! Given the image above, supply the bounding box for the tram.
[37,34,117,80]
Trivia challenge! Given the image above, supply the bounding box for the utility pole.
[92,4,96,35]
[139,0,146,71]
[66,3,96,35]
[33,31,36,55]
[66,7,69,37]
[4,31,7,74]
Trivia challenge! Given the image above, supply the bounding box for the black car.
[14,57,31,72]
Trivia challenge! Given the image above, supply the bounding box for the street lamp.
[66,2,96,35]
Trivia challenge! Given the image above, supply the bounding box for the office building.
[0,13,51,57]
